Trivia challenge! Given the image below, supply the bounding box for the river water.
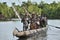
[0,20,60,40]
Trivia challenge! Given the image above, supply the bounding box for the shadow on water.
[17,38,27,40]
[17,37,37,40]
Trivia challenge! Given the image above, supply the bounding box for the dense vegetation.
[0,1,60,20]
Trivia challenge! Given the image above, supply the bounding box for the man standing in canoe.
[21,7,31,31]
[21,13,29,31]
[40,12,47,27]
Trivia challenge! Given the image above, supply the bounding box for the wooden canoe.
[13,27,47,37]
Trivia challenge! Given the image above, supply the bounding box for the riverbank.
[0,18,20,21]
[0,18,60,21]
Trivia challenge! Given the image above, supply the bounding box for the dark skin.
[30,14,39,30]
[40,14,47,27]
[22,7,31,30]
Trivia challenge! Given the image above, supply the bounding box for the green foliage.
[0,1,60,20]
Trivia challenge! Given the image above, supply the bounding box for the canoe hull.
[13,27,47,38]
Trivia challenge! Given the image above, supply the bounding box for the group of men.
[21,12,47,31]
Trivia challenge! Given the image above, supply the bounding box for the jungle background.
[0,0,60,20]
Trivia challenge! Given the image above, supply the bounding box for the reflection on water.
[0,20,60,40]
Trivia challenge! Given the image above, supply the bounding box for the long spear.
[12,5,21,21]
[18,0,31,17]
